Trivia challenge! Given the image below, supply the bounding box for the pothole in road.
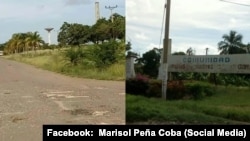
[63,109,109,116]
[64,109,92,116]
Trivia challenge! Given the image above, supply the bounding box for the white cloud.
[64,0,92,6]
[126,0,250,55]
[135,33,149,40]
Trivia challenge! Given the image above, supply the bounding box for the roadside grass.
[126,85,250,124]
[3,49,125,81]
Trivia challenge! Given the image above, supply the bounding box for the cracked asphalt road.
[0,57,125,141]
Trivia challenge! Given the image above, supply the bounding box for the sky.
[126,0,250,55]
[0,0,125,45]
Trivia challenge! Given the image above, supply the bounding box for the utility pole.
[105,5,118,23]
[205,47,209,55]
[162,0,171,100]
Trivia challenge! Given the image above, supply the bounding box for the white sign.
[168,54,250,73]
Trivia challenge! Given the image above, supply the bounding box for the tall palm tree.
[25,31,44,52]
[9,39,19,54]
[218,30,245,54]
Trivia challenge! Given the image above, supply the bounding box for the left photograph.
[0,0,125,140]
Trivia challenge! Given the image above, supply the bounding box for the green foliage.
[218,30,245,55]
[167,80,186,100]
[64,47,85,66]
[185,82,216,100]
[62,40,124,69]
[126,86,250,124]
[3,32,45,54]
[88,40,124,68]
[5,49,125,81]
[111,13,125,40]
[146,79,162,98]
[126,41,132,51]
[136,49,160,78]
[126,74,149,95]
[208,74,250,86]
[58,22,91,46]
[126,78,216,100]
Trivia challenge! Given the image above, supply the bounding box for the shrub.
[126,74,149,96]
[64,47,85,65]
[167,80,186,100]
[185,82,215,100]
[146,79,162,98]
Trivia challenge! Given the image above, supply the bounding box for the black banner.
[43,125,250,140]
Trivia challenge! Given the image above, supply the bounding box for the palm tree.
[9,39,19,54]
[25,31,45,52]
[218,30,245,54]
[186,47,195,55]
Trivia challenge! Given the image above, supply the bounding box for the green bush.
[146,79,162,98]
[167,80,186,100]
[126,74,149,96]
[64,47,85,65]
[185,82,215,100]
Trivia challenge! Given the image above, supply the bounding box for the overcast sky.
[0,0,125,45]
[126,0,250,55]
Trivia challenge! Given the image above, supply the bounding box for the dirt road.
[0,57,125,140]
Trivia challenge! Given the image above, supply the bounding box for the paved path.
[0,57,125,141]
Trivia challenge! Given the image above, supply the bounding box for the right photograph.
[126,0,250,125]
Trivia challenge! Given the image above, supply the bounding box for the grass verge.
[126,85,250,124]
[3,50,125,81]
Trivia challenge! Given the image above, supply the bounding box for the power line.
[220,0,250,7]
[105,5,118,23]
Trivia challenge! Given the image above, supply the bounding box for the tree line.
[128,30,250,86]
[1,13,125,54]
